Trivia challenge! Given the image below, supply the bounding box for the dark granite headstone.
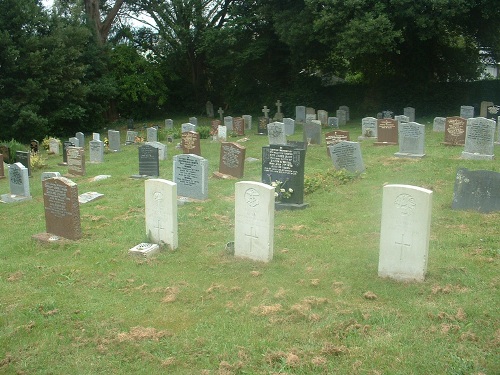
[486,105,499,121]
[67,147,86,176]
[42,177,81,240]
[138,144,159,177]
[61,141,74,164]
[443,116,466,146]
[452,168,500,212]
[16,151,31,177]
[233,117,245,136]
[218,142,246,178]
[374,119,398,145]
[181,131,201,156]
[262,145,306,208]
[257,117,269,135]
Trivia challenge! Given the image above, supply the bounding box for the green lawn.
[0,116,498,374]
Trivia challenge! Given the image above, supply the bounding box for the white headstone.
[378,184,433,282]
[217,125,227,142]
[49,139,60,155]
[145,179,178,249]
[267,122,287,145]
[69,137,79,147]
[395,122,426,158]
[234,181,275,262]
[108,130,120,152]
[359,117,378,139]
[1,162,31,203]
[461,117,495,160]
[147,127,158,142]
[92,133,100,141]
[89,140,104,163]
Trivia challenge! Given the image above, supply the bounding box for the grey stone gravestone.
[359,117,378,140]
[41,171,61,181]
[461,117,495,160]
[137,144,159,177]
[189,117,198,126]
[218,107,224,121]
[206,101,214,117]
[67,147,86,176]
[147,127,158,142]
[295,106,306,123]
[317,110,328,126]
[89,140,104,163]
[218,142,246,178]
[395,115,409,124]
[126,131,138,145]
[76,132,84,148]
[267,122,287,145]
[403,107,415,122]
[78,192,104,204]
[165,119,173,129]
[325,130,350,156]
[283,118,295,136]
[42,177,81,240]
[486,105,499,122]
[243,115,252,130]
[181,123,196,133]
[173,154,209,200]
[262,145,307,209]
[382,110,394,119]
[273,99,284,121]
[303,120,322,145]
[433,117,446,132]
[452,168,500,212]
[16,151,31,177]
[49,139,59,155]
[336,109,347,127]
[69,137,79,148]
[1,162,31,202]
[395,122,426,158]
[92,133,100,141]
[460,105,474,119]
[61,141,74,164]
[224,116,234,132]
[339,105,350,121]
[329,141,365,173]
[108,130,120,152]
[145,141,167,161]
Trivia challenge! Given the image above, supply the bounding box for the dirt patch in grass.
[7,271,23,282]
[251,304,282,316]
[117,326,172,342]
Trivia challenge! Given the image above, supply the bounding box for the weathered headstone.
[243,115,252,130]
[0,145,10,163]
[257,117,269,135]
[339,105,350,121]
[433,117,446,132]
[233,117,245,136]
[146,127,158,142]
[303,120,322,145]
[76,132,85,148]
[224,116,234,132]
[480,101,494,117]
[145,141,167,161]
[173,154,209,200]
[145,179,178,248]
[217,142,246,178]
[443,116,466,146]
[42,177,81,240]
[452,168,500,212]
[327,117,338,128]
[461,117,495,160]
[92,133,100,141]
[78,192,104,204]
[189,117,198,126]
[460,105,474,119]
[67,147,86,176]
[374,119,398,145]
[16,151,31,177]
[69,137,79,148]
[218,125,227,142]
[262,106,270,119]
[395,115,409,124]
[359,117,378,140]
[329,141,365,174]
[267,122,287,145]
[336,109,347,127]
[137,144,159,177]
[108,130,120,152]
[126,130,138,145]
[61,141,74,164]
[273,99,284,121]
[211,119,221,138]
[305,113,316,123]
[206,101,214,118]
[395,122,426,158]
[262,145,307,209]
[165,119,173,129]
[279,118,293,137]
[41,171,61,181]
[295,106,306,123]
[181,123,196,133]
[49,139,59,155]
[403,107,415,122]
[382,110,394,119]
[218,107,224,121]
[378,184,433,282]
[317,110,328,126]
[325,130,350,151]
[1,163,31,203]
[234,181,275,262]
[89,140,104,163]
[181,131,201,156]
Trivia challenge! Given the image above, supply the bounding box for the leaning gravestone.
[443,116,466,146]
[374,119,398,145]
[303,120,322,145]
[233,117,245,136]
[329,141,365,174]
[41,177,81,240]
[378,184,433,282]
[173,154,209,200]
[181,131,201,156]
[136,144,159,177]
[217,142,246,178]
[359,117,378,140]
[403,107,415,122]
[433,117,446,132]
[460,105,474,119]
[1,162,31,203]
[16,151,31,177]
[145,179,178,248]
[295,106,306,123]
[283,118,295,136]
[108,130,120,152]
[49,139,59,155]
[461,117,495,160]
[262,145,307,209]
[189,117,198,126]
[41,171,61,181]
[234,181,275,262]
[69,137,79,148]
[452,168,500,213]
[395,122,426,158]
[267,122,287,145]
[67,147,86,176]
[89,140,104,163]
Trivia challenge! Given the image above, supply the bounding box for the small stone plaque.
[129,243,160,258]
[78,192,104,204]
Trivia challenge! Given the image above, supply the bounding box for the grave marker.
[0,154,4,179]
[403,107,415,122]
[16,151,31,177]
[145,179,178,248]
[267,122,287,145]
[218,125,227,142]
[108,130,120,151]
[165,119,173,129]
[359,117,378,140]
[89,140,104,163]
[145,141,167,161]
[480,101,494,117]
[461,117,495,160]
[206,101,214,117]
[181,123,196,133]
[374,119,398,145]
[329,141,365,173]
[69,137,79,147]
[295,106,306,123]
[460,105,474,119]
[189,117,198,126]
[317,110,328,126]
[274,99,284,121]
[257,117,269,135]
[336,109,347,127]
[49,139,59,155]
[243,115,252,130]
[233,117,245,136]
[67,147,86,176]
[173,154,209,200]
[433,117,446,132]
[1,162,31,203]
[283,118,295,136]
[443,116,466,146]
[30,140,39,154]
[217,142,246,178]
[339,105,350,121]
[61,141,74,165]
[452,168,500,212]
[395,122,426,158]
[303,120,322,145]
[378,184,433,282]
[0,145,10,163]
[137,144,159,177]
[76,132,85,148]
[234,181,275,262]
[181,131,201,156]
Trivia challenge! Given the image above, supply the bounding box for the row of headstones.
[294,105,351,127]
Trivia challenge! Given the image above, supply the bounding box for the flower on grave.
[269,178,293,202]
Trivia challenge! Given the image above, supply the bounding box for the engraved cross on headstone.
[245,227,258,252]
[154,219,165,242]
[218,107,224,121]
[395,234,411,261]
[262,106,270,119]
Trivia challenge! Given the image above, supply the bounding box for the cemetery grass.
[0,117,499,375]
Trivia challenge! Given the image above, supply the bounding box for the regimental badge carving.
[244,188,259,207]
[395,193,416,216]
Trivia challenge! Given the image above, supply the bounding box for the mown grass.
[0,116,499,374]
